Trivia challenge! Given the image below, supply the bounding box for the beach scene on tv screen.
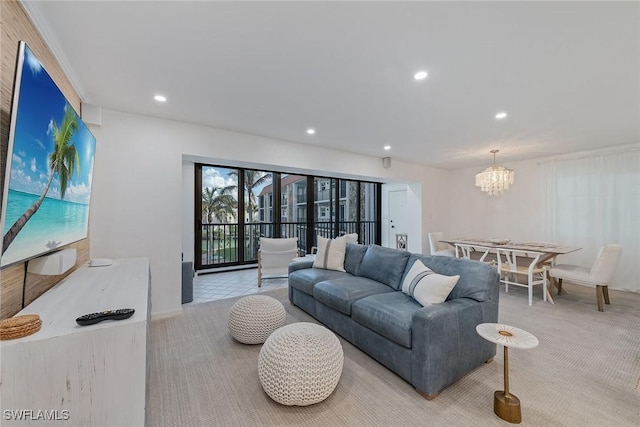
[1,44,96,267]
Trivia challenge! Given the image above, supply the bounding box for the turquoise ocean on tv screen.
[2,189,89,266]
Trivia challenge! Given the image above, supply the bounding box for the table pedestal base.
[494,391,521,424]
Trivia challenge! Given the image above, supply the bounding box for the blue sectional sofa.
[288,243,500,399]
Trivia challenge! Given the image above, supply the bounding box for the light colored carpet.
[148,283,640,426]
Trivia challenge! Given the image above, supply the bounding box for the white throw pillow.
[313,235,347,272]
[401,260,459,306]
[344,233,358,243]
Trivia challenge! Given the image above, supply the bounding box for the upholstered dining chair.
[548,244,622,311]
[257,237,299,287]
[428,232,455,257]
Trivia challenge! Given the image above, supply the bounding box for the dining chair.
[496,249,548,306]
[428,232,455,257]
[455,243,492,262]
[547,244,622,311]
[257,237,299,287]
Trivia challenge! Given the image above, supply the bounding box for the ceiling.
[23,1,639,170]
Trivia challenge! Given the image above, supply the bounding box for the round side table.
[476,323,539,424]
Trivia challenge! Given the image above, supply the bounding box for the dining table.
[439,238,581,303]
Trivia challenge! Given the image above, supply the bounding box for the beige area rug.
[148,284,640,426]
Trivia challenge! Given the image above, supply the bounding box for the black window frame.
[195,163,382,270]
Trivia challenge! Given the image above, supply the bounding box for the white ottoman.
[258,322,344,406]
[228,295,286,344]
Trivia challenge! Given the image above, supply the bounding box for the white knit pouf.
[258,322,344,406]
[228,295,286,344]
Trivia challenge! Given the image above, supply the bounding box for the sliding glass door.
[313,177,335,241]
[280,174,309,251]
[359,182,378,244]
[244,170,273,262]
[195,164,381,271]
[197,166,239,268]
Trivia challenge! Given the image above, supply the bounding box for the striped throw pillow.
[312,235,347,272]
[401,260,459,306]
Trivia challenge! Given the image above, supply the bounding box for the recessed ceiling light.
[383,145,391,151]
[495,112,507,120]
[154,95,167,102]
[414,71,428,80]
[306,128,315,135]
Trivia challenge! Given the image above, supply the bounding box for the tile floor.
[187,268,288,305]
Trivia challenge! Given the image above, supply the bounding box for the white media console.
[0,258,150,426]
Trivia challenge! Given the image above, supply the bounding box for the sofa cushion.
[407,255,496,302]
[313,277,393,316]
[402,259,459,306]
[352,292,422,349]
[313,235,347,272]
[344,243,368,276]
[359,245,411,290]
[289,268,352,296]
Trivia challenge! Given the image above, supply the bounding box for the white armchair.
[258,237,299,287]
[548,244,622,311]
[428,232,455,257]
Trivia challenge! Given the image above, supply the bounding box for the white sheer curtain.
[542,149,640,292]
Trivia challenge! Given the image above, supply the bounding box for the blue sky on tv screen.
[9,44,95,205]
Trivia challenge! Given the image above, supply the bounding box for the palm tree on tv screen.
[2,106,80,254]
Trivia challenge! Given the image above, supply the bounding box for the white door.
[389,190,408,249]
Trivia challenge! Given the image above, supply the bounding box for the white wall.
[91,109,450,316]
[89,112,184,317]
[449,152,640,292]
[419,167,453,254]
[449,158,545,242]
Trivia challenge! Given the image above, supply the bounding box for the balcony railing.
[280,222,309,254]
[201,223,239,266]
[314,221,377,246]
[201,220,379,267]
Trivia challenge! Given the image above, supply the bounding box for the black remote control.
[76,308,135,326]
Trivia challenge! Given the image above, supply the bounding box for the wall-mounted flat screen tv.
[0,41,96,268]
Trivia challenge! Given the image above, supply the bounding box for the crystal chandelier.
[475,150,515,196]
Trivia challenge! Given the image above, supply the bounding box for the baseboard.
[151,308,183,321]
